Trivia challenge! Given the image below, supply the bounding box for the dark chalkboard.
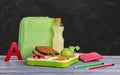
[0,0,120,55]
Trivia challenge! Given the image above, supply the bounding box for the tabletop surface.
[0,56,120,75]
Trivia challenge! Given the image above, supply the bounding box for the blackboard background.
[0,0,120,55]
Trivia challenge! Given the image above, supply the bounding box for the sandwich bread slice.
[32,46,59,59]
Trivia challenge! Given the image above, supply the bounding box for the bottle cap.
[55,18,61,22]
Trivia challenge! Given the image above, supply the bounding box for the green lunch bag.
[18,17,55,59]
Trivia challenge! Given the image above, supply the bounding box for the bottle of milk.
[53,18,64,53]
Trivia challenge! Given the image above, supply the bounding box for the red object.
[4,42,22,62]
[87,63,114,70]
[79,52,103,62]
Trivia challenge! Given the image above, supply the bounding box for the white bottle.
[53,18,64,53]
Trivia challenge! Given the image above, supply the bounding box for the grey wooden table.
[0,56,120,75]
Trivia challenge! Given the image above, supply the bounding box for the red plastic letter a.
[4,42,22,62]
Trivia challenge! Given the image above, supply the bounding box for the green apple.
[61,48,75,58]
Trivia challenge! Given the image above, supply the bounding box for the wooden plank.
[0,56,120,75]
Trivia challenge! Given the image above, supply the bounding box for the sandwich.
[32,46,59,59]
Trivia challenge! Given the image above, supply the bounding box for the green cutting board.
[18,17,55,59]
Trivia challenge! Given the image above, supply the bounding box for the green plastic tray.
[26,56,78,68]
